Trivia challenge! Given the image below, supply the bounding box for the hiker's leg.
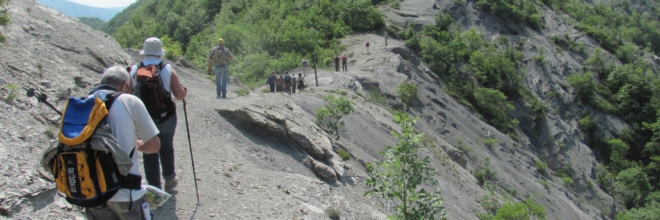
[156,114,177,182]
[220,65,229,96]
[143,149,162,188]
[214,65,222,96]
[106,195,148,220]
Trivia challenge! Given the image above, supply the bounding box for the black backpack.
[133,62,175,123]
[284,74,292,84]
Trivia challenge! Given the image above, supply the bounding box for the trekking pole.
[182,99,200,204]
[25,88,62,115]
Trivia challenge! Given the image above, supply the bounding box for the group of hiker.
[40,37,189,219]
[266,70,307,94]
[334,54,349,72]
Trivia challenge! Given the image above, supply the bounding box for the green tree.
[615,167,651,209]
[473,87,515,132]
[316,94,354,139]
[365,113,446,219]
[566,72,595,103]
[396,82,418,109]
[78,17,106,30]
[160,35,183,60]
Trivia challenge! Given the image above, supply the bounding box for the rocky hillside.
[2,0,660,219]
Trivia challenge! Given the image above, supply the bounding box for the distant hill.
[36,0,125,21]
[77,17,105,30]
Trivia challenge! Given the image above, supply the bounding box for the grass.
[337,90,348,96]
[534,159,548,175]
[538,180,551,191]
[483,138,499,149]
[456,139,472,154]
[235,89,250,97]
[474,158,496,186]
[261,88,270,93]
[367,88,386,105]
[336,149,351,161]
[5,84,18,103]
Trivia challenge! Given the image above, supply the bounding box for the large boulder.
[216,102,333,159]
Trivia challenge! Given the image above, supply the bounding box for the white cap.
[140,37,166,56]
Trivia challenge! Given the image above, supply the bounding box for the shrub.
[337,90,347,96]
[235,89,250,97]
[4,84,18,103]
[261,88,270,93]
[539,180,550,191]
[483,138,499,149]
[474,158,497,186]
[336,148,351,161]
[534,160,548,175]
[316,94,354,139]
[566,73,595,103]
[396,82,418,109]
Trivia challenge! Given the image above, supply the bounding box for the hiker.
[292,72,298,94]
[207,38,233,98]
[366,41,371,54]
[334,55,340,72]
[87,66,162,219]
[384,31,388,46]
[130,37,188,193]
[267,71,276,93]
[275,71,283,92]
[298,73,306,92]
[342,54,348,72]
[301,56,309,77]
[283,71,292,94]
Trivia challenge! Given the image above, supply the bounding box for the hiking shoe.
[164,179,178,193]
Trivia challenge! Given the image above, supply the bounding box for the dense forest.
[104,0,660,218]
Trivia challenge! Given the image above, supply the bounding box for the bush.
[474,158,497,186]
[0,0,9,43]
[396,82,418,109]
[483,138,499,149]
[566,73,595,103]
[235,89,250,97]
[336,148,351,161]
[534,160,548,175]
[4,84,17,103]
[316,94,354,139]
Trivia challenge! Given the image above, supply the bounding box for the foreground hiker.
[40,66,161,219]
[131,37,187,193]
[207,38,233,98]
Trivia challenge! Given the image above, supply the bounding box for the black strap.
[104,91,122,111]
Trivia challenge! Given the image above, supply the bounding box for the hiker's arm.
[170,68,187,100]
[138,136,160,154]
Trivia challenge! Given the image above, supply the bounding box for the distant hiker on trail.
[366,41,371,54]
[267,72,276,93]
[384,31,388,46]
[87,66,162,219]
[301,56,309,77]
[334,55,340,72]
[207,38,233,98]
[292,73,298,94]
[284,71,293,94]
[275,71,283,92]
[298,73,306,92]
[130,37,187,194]
[342,54,348,72]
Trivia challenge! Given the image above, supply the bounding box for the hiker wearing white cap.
[129,37,187,193]
[207,38,233,98]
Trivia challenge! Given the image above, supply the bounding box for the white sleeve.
[126,95,159,141]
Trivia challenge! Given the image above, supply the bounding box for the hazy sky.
[68,0,136,8]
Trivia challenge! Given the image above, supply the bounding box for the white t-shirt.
[106,94,159,202]
[131,57,173,92]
